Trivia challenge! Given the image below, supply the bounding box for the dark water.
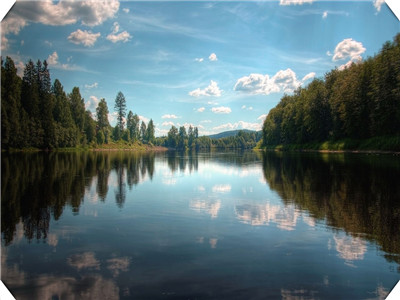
[1,150,400,299]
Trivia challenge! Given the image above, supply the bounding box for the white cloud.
[373,0,385,12]
[197,107,206,112]
[47,51,59,65]
[68,29,101,47]
[1,0,119,49]
[213,120,262,132]
[107,31,131,43]
[189,80,222,97]
[211,106,231,114]
[162,121,175,127]
[123,8,130,13]
[257,114,268,122]
[302,72,316,82]
[322,11,328,19]
[85,96,100,111]
[139,115,149,124]
[195,58,204,62]
[85,82,98,89]
[279,0,314,5]
[162,114,178,119]
[332,38,366,62]
[235,68,311,95]
[209,53,218,61]
[111,22,120,34]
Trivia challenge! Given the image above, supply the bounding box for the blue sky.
[1,0,399,136]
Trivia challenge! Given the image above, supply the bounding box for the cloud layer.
[234,69,315,95]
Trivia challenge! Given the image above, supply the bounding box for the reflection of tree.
[114,160,126,208]
[261,151,400,266]
[1,151,157,245]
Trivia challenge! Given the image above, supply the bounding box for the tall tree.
[114,91,126,139]
[140,121,147,142]
[145,119,155,144]
[127,111,140,142]
[96,98,110,144]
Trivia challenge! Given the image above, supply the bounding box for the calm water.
[1,151,400,299]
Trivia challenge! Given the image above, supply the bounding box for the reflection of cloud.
[107,257,131,277]
[333,234,367,262]
[209,238,218,249]
[212,184,231,193]
[190,199,221,219]
[281,288,318,299]
[235,203,300,231]
[47,233,58,247]
[2,247,119,300]
[67,252,100,271]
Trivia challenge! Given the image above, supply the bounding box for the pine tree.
[114,91,126,139]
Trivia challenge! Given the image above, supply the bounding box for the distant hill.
[208,129,258,139]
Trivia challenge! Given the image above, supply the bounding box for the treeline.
[156,126,261,150]
[262,33,400,148]
[1,57,155,150]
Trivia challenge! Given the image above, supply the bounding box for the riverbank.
[2,141,168,152]
[262,135,400,155]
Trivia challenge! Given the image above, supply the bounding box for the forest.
[1,57,260,151]
[1,56,159,150]
[262,33,400,150]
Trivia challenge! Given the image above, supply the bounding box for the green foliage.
[114,91,126,137]
[262,33,400,150]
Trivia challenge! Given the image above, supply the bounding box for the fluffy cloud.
[123,8,130,13]
[211,106,232,114]
[106,22,131,43]
[209,53,218,61]
[332,38,366,62]
[234,69,315,95]
[280,0,314,5]
[85,96,100,111]
[68,29,101,47]
[162,114,178,119]
[241,105,253,111]
[195,58,204,62]
[162,121,175,127]
[47,51,59,65]
[322,11,328,19]
[373,0,385,12]
[213,120,262,131]
[2,0,119,48]
[189,80,222,97]
[107,31,131,43]
[197,107,206,112]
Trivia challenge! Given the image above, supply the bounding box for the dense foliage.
[1,57,155,149]
[262,34,400,148]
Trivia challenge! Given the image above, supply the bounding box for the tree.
[114,91,126,139]
[1,57,22,148]
[127,111,140,142]
[167,126,178,148]
[178,126,187,149]
[145,119,155,144]
[140,121,147,142]
[96,98,110,144]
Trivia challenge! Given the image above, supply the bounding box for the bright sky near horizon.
[1,0,399,136]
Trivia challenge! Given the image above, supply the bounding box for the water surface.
[2,151,400,299]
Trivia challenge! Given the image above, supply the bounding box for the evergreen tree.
[145,119,155,144]
[140,121,147,142]
[96,98,110,144]
[127,111,140,142]
[114,91,126,138]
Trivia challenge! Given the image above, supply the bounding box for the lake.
[1,150,400,299]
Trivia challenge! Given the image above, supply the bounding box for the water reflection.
[261,151,400,266]
[2,150,400,299]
